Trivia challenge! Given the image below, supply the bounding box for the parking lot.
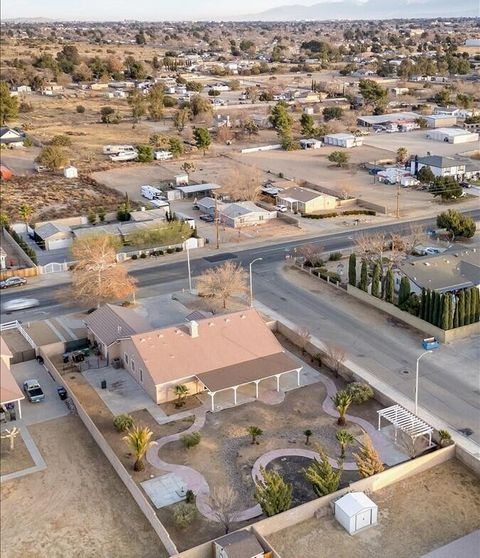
[12,360,70,425]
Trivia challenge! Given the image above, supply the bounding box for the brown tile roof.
[84,304,150,347]
[131,309,296,387]
[0,336,24,405]
[197,352,297,392]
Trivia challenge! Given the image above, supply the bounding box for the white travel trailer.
[109,151,138,162]
[103,145,136,155]
[154,150,173,160]
[141,185,163,200]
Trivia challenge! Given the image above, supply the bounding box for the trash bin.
[37,355,44,365]
[57,387,67,400]
[63,354,69,364]
[101,380,107,389]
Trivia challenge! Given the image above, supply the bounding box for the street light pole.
[249,257,263,308]
[415,350,433,416]
[186,247,192,293]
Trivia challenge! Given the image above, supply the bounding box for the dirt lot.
[0,415,168,558]
[0,432,34,476]
[268,459,480,558]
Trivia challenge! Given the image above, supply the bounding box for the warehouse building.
[426,128,479,144]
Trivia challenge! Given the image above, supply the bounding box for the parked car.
[2,298,40,312]
[460,182,472,189]
[424,247,442,255]
[23,379,45,403]
[275,205,288,213]
[0,276,27,289]
[199,214,215,222]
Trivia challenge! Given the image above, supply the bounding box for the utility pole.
[214,193,220,250]
[396,183,400,219]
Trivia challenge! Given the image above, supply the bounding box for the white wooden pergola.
[377,404,434,448]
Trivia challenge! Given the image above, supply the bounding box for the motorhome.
[154,150,173,161]
[110,151,138,162]
[103,145,136,155]
[141,185,163,200]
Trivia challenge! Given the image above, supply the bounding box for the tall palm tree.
[336,429,355,458]
[247,425,263,445]
[331,390,353,426]
[174,384,189,408]
[18,203,33,233]
[123,426,157,471]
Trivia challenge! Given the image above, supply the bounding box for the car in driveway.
[275,205,288,213]
[0,276,27,289]
[199,214,215,222]
[23,379,45,403]
[2,298,40,312]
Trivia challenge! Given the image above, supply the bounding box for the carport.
[196,353,302,412]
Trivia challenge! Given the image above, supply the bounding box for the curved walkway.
[146,363,392,523]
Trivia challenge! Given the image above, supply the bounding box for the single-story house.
[196,197,223,216]
[426,128,479,144]
[0,127,26,148]
[357,112,420,128]
[277,187,337,214]
[411,156,466,179]
[213,530,265,558]
[323,133,362,148]
[425,115,457,128]
[87,307,302,410]
[175,183,222,199]
[34,222,73,250]
[397,247,480,294]
[219,202,277,228]
[300,138,322,149]
[0,336,24,421]
[433,106,473,118]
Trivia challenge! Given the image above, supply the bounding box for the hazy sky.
[4,0,326,20]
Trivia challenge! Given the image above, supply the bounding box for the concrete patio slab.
[141,473,187,509]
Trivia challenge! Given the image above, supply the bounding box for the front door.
[355,509,371,531]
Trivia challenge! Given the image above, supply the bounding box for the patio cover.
[175,183,221,195]
[196,352,298,393]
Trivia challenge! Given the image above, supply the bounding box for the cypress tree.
[458,290,465,326]
[453,296,459,329]
[425,289,431,323]
[464,289,472,325]
[436,293,444,327]
[431,291,438,325]
[420,288,426,320]
[371,262,380,298]
[398,276,410,307]
[472,287,480,323]
[441,295,450,330]
[348,253,356,286]
[385,268,394,303]
[359,259,368,292]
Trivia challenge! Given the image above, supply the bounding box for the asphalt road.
[1,211,479,445]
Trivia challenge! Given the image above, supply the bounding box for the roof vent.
[175,329,182,335]
[139,338,146,343]
[240,314,246,319]
[225,318,230,323]
[157,334,163,338]
[208,322,214,327]
[188,320,199,338]
[424,262,430,266]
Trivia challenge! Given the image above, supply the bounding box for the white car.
[2,298,40,312]
[275,205,288,213]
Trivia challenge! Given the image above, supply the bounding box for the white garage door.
[47,238,72,250]
[355,509,371,531]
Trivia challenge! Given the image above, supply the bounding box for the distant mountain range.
[242,0,479,20]
[4,17,54,23]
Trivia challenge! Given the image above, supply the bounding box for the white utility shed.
[334,492,378,535]
[63,165,78,178]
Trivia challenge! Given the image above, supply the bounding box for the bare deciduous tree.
[337,180,354,200]
[224,166,263,202]
[324,343,346,377]
[297,327,311,355]
[204,486,239,534]
[216,125,234,145]
[354,233,386,263]
[70,234,137,307]
[196,261,248,309]
[297,243,324,266]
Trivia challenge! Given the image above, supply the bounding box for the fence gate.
[41,262,67,274]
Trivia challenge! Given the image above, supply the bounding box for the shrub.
[346,382,374,404]
[328,251,342,261]
[181,432,201,449]
[113,414,134,432]
[140,253,147,259]
[302,212,338,219]
[185,489,196,504]
[50,134,72,147]
[175,246,183,252]
[158,250,164,255]
[342,209,376,216]
[76,104,86,113]
[166,247,174,254]
[438,429,453,447]
[23,137,33,147]
[131,254,138,260]
[173,503,197,528]
[136,144,154,163]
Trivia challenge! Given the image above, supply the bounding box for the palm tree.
[174,384,189,408]
[331,390,353,426]
[247,426,263,445]
[18,203,33,233]
[304,429,313,445]
[123,426,157,471]
[336,429,355,458]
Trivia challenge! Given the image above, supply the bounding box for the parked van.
[154,150,173,161]
[141,185,163,200]
[103,145,136,155]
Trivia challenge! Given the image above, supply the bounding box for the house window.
[124,353,129,364]
[131,359,135,372]
[139,369,143,383]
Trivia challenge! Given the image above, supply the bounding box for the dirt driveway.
[0,415,168,558]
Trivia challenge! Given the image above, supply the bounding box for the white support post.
[296,369,301,387]
[276,374,280,392]
[255,380,260,399]
[233,386,238,405]
[377,413,381,431]
[209,392,215,412]
[15,400,22,420]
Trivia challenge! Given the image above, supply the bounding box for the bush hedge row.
[302,209,376,219]
[4,225,38,265]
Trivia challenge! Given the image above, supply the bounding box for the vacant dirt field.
[1,173,127,221]
[268,459,480,558]
[0,415,168,558]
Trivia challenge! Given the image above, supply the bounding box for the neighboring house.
[411,156,466,179]
[86,308,301,409]
[34,222,73,250]
[277,187,337,214]
[84,304,151,362]
[0,246,6,270]
[425,115,457,128]
[175,183,222,199]
[219,202,277,228]
[0,336,24,421]
[196,197,223,216]
[433,106,473,118]
[300,138,322,149]
[397,247,480,294]
[426,128,479,144]
[357,112,420,127]
[323,133,363,148]
[213,530,265,558]
[0,127,26,148]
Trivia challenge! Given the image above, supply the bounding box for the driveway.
[12,361,70,425]
[19,233,72,266]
